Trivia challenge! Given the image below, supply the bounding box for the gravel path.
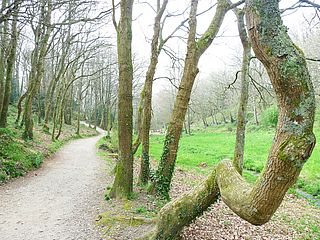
[0,128,107,240]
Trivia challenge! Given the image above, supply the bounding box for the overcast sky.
[110,0,317,93]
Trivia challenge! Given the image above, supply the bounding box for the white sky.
[110,0,318,94]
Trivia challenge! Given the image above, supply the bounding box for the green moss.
[96,211,150,228]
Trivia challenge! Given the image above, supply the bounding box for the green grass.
[146,123,320,197]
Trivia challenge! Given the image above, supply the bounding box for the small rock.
[197,162,208,168]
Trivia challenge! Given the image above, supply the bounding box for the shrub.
[261,105,278,127]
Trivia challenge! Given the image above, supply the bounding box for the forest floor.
[96,136,320,240]
[0,128,107,240]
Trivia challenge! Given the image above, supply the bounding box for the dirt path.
[0,127,108,240]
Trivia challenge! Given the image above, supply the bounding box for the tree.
[142,0,316,239]
[138,0,168,185]
[110,0,135,199]
[0,0,9,121]
[232,9,251,174]
[22,0,52,140]
[0,0,19,127]
[151,0,238,199]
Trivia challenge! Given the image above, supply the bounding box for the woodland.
[0,0,320,239]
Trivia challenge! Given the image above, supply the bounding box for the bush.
[260,105,278,127]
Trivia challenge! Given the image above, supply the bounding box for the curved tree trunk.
[233,10,251,174]
[15,91,27,126]
[143,1,316,239]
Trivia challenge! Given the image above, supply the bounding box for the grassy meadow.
[146,121,320,198]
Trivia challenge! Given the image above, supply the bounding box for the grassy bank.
[146,123,320,198]
[0,106,98,183]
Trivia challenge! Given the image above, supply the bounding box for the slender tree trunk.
[187,106,191,134]
[0,0,8,116]
[139,0,168,185]
[11,39,20,103]
[51,85,63,141]
[132,88,144,155]
[151,0,230,199]
[0,2,18,127]
[110,0,134,199]
[233,10,251,175]
[15,91,27,126]
[23,0,52,139]
[253,98,259,125]
[143,1,316,239]
[56,78,75,140]
[76,82,82,135]
[37,89,42,124]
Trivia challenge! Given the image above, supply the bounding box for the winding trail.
[0,127,108,240]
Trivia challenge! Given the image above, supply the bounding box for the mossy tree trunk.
[142,1,316,239]
[0,0,19,128]
[0,0,9,117]
[151,0,233,199]
[23,0,52,140]
[138,0,168,185]
[233,9,251,174]
[110,0,134,199]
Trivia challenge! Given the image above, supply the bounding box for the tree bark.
[15,91,27,126]
[110,0,134,199]
[23,0,52,139]
[0,0,18,127]
[0,0,8,116]
[138,0,168,185]
[233,9,251,174]
[143,1,316,239]
[151,0,232,199]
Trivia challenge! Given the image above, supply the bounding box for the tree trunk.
[0,0,9,116]
[138,0,168,185]
[51,85,63,141]
[253,98,259,125]
[187,106,191,134]
[37,89,42,125]
[23,0,52,140]
[144,1,316,239]
[0,2,18,128]
[15,91,27,126]
[132,88,144,155]
[151,0,231,199]
[11,34,20,104]
[233,10,251,175]
[110,0,134,199]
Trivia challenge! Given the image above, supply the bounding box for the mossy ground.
[0,105,98,183]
